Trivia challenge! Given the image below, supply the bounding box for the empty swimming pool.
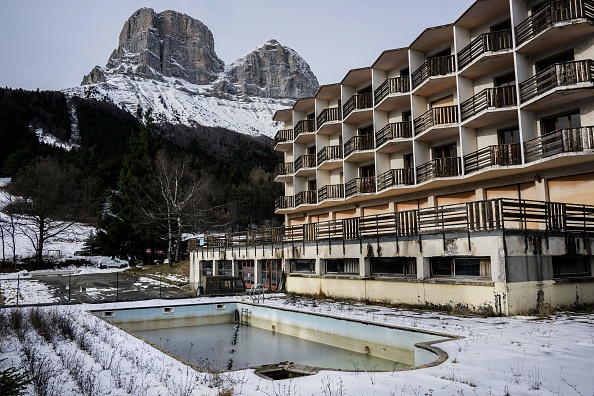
[93,302,453,375]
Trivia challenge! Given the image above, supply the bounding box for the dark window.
[536,50,574,72]
[433,143,456,159]
[358,85,372,94]
[495,73,516,87]
[402,110,412,122]
[498,127,520,145]
[491,19,511,32]
[307,179,317,191]
[401,68,410,77]
[542,111,581,134]
[360,164,375,178]
[404,153,414,169]
[201,262,213,276]
[217,260,233,276]
[326,258,359,274]
[359,124,374,136]
[291,259,315,273]
[307,145,316,155]
[430,48,451,58]
[307,112,315,120]
[371,257,417,276]
[553,256,591,277]
[430,257,491,277]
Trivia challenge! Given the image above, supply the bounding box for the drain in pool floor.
[254,362,319,380]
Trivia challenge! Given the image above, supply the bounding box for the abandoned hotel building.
[191,0,594,315]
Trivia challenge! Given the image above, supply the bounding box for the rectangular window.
[430,257,491,278]
[325,258,359,274]
[201,261,213,276]
[217,260,232,276]
[542,111,581,134]
[553,256,591,277]
[291,259,315,273]
[371,257,417,276]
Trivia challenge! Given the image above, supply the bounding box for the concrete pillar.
[316,257,324,276]
[361,257,371,277]
[254,259,262,285]
[417,256,430,280]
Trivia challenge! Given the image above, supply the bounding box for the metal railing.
[199,198,594,249]
[274,196,294,211]
[345,177,376,197]
[524,126,594,162]
[464,144,521,173]
[520,59,594,103]
[374,76,410,103]
[414,105,458,134]
[343,93,373,118]
[295,190,317,206]
[461,86,517,121]
[317,145,343,165]
[294,154,316,172]
[318,184,345,201]
[458,29,513,70]
[274,162,294,178]
[377,168,415,191]
[411,55,455,89]
[416,157,462,183]
[515,0,594,45]
[316,107,342,129]
[294,119,316,138]
[274,129,293,144]
[375,122,413,147]
[344,135,375,157]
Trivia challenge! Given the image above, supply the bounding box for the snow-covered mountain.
[64,8,319,138]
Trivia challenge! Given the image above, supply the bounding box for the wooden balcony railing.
[461,86,517,121]
[464,144,521,173]
[317,145,343,165]
[414,105,459,134]
[520,59,594,103]
[375,122,413,147]
[344,135,375,157]
[343,93,373,118]
[411,55,455,89]
[199,198,594,249]
[294,154,316,172]
[374,76,411,103]
[345,177,376,197]
[274,128,293,144]
[294,119,316,138]
[274,162,294,177]
[458,30,513,70]
[416,157,462,183]
[318,184,345,201]
[275,196,294,211]
[515,0,594,45]
[524,126,594,162]
[316,107,342,129]
[377,168,415,190]
[295,190,317,206]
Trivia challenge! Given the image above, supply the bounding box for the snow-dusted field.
[1,295,593,396]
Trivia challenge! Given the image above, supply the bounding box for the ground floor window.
[290,259,315,273]
[325,258,359,274]
[553,256,591,277]
[430,257,491,278]
[217,260,233,276]
[201,261,213,276]
[237,260,255,287]
[262,259,282,291]
[370,257,416,276]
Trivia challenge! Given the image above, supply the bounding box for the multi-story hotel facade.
[191,0,594,315]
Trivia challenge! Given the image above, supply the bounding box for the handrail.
[464,144,521,173]
[316,107,342,129]
[411,55,455,89]
[374,76,410,103]
[318,184,345,201]
[294,119,316,138]
[345,177,376,197]
[377,168,415,190]
[344,135,375,157]
[274,196,294,211]
[294,154,316,172]
[274,162,294,177]
[515,0,594,46]
[519,59,594,103]
[414,105,458,134]
[458,29,513,70]
[343,93,373,118]
[295,190,317,206]
[317,145,343,165]
[461,86,517,121]
[375,122,413,147]
[524,126,594,162]
[274,129,293,144]
[416,157,461,183]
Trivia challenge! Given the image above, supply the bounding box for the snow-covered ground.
[0,296,593,395]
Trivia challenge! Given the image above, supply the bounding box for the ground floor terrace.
[190,197,594,316]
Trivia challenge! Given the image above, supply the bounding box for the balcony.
[374,76,410,112]
[343,93,373,124]
[411,55,456,96]
[375,122,413,153]
[519,59,594,111]
[344,135,375,160]
[345,177,376,198]
[274,162,294,182]
[464,144,521,174]
[377,168,415,191]
[515,0,594,55]
[275,196,294,211]
[414,105,459,141]
[460,86,517,128]
[416,157,462,183]
[524,126,594,163]
[294,119,316,143]
[458,30,514,79]
[274,128,293,151]
[317,145,343,170]
[295,190,317,206]
[317,107,342,135]
[294,154,316,177]
[318,184,345,202]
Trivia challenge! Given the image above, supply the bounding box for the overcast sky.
[0,0,475,91]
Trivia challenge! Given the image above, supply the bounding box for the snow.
[34,127,77,151]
